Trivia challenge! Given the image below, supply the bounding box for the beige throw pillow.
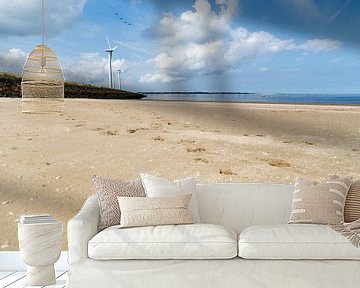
[118,194,193,228]
[92,176,146,230]
[289,177,351,225]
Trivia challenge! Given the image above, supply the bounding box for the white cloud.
[140,0,340,83]
[0,48,27,73]
[63,53,127,84]
[300,39,340,53]
[0,0,85,37]
[139,73,184,83]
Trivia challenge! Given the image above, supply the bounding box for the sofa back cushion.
[195,183,293,234]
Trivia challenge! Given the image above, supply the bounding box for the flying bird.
[115,12,118,16]
[120,17,123,20]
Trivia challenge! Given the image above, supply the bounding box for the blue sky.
[0,0,360,93]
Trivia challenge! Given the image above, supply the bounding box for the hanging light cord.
[40,0,45,73]
[42,0,44,47]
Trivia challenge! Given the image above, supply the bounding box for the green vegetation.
[0,72,145,99]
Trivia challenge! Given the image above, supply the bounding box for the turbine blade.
[106,36,111,49]
[113,45,119,51]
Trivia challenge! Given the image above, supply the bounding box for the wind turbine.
[104,36,118,89]
[116,69,122,90]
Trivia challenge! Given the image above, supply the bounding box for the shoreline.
[2,97,360,108]
[140,98,360,107]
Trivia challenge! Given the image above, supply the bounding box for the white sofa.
[66,183,360,288]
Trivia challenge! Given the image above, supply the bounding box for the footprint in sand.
[178,139,196,144]
[304,141,314,145]
[103,130,118,136]
[283,140,292,144]
[200,129,221,133]
[127,128,148,134]
[352,148,360,152]
[153,136,165,142]
[263,158,291,168]
[219,169,237,175]
[187,147,206,153]
[93,127,105,132]
[194,157,209,164]
[256,134,264,137]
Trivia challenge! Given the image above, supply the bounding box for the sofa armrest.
[68,195,100,264]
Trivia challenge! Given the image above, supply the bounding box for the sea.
[141,93,360,105]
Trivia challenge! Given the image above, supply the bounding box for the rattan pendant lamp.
[21,0,64,113]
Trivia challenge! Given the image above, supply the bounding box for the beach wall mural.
[0,0,359,250]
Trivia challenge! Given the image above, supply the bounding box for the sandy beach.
[0,98,359,250]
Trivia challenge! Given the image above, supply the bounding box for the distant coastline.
[141,92,360,105]
[140,91,256,95]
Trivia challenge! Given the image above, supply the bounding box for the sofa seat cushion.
[89,223,237,260]
[238,224,360,260]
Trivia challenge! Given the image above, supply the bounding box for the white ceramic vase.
[18,222,63,286]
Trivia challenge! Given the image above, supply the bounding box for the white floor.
[0,271,67,288]
[0,252,69,288]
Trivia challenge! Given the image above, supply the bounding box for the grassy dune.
[0,72,145,99]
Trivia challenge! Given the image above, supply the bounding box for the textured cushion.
[118,194,193,228]
[345,180,360,222]
[140,174,200,222]
[88,223,237,260]
[289,177,351,225]
[330,176,360,223]
[92,176,146,230]
[238,224,360,260]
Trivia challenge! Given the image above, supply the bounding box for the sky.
[0,0,360,93]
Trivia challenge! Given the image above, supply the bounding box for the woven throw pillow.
[289,177,351,225]
[118,194,194,228]
[329,176,360,223]
[345,180,360,222]
[92,176,146,230]
[140,173,200,222]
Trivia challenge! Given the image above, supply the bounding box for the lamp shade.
[21,45,64,113]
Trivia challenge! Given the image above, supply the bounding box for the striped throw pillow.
[344,180,360,223]
[289,177,352,225]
